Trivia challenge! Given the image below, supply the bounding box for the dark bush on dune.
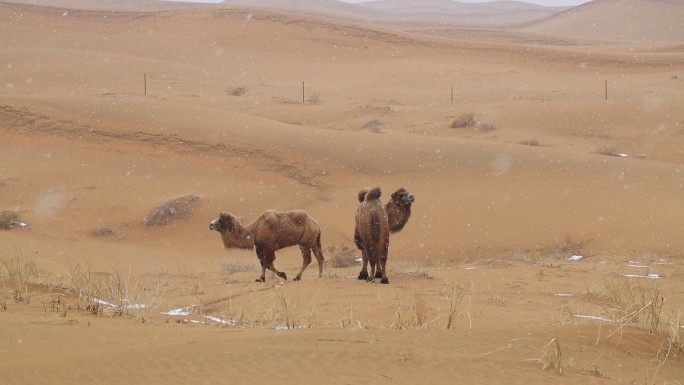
[0,210,25,230]
[143,194,202,226]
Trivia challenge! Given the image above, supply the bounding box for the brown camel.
[209,210,325,282]
[354,187,415,283]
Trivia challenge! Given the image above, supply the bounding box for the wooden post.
[302,81,305,104]
[605,79,607,100]
[451,87,454,105]
[144,73,147,95]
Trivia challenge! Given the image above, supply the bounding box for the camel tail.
[316,231,321,248]
[365,187,382,201]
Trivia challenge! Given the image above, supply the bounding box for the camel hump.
[290,210,309,226]
[364,187,382,201]
[357,189,369,203]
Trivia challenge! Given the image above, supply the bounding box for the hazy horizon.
[341,0,591,6]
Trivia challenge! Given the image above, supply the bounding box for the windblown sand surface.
[1,1,684,384]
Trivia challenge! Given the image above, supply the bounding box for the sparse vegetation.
[451,113,475,128]
[664,311,682,358]
[521,138,540,146]
[89,225,116,237]
[391,293,430,330]
[363,118,383,129]
[444,282,468,329]
[545,235,587,260]
[0,256,35,303]
[0,210,24,230]
[219,258,258,276]
[594,146,627,157]
[326,245,359,268]
[478,122,496,131]
[598,276,664,333]
[230,86,247,96]
[308,93,321,104]
[143,194,201,226]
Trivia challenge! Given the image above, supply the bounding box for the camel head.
[209,212,236,233]
[391,188,415,208]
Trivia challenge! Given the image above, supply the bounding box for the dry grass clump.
[219,258,258,276]
[520,138,540,147]
[597,276,664,333]
[230,86,247,96]
[363,118,383,129]
[478,122,496,131]
[594,146,627,157]
[0,210,25,230]
[391,293,430,330]
[326,245,359,268]
[89,225,116,237]
[664,311,682,358]
[143,194,202,226]
[545,235,587,260]
[451,113,475,128]
[308,93,321,104]
[0,256,37,303]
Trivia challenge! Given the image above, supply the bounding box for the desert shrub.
[230,86,247,96]
[90,226,116,237]
[451,113,475,128]
[220,258,258,276]
[594,146,628,157]
[143,194,202,226]
[0,211,24,230]
[545,235,586,260]
[521,138,540,146]
[326,245,359,268]
[363,118,382,129]
[478,122,496,131]
[308,93,321,104]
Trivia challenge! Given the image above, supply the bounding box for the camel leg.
[294,245,312,281]
[312,244,325,278]
[378,242,389,284]
[367,248,378,283]
[265,250,287,281]
[255,248,268,282]
[357,249,370,281]
[355,230,369,280]
[256,265,267,282]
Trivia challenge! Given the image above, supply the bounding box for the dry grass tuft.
[664,311,682,358]
[0,256,37,303]
[444,282,468,329]
[0,210,25,230]
[89,226,116,237]
[598,276,664,333]
[545,235,587,260]
[229,86,247,96]
[451,113,475,128]
[362,118,382,129]
[143,194,202,226]
[391,293,431,330]
[219,258,258,276]
[326,245,359,268]
[478,122,497,131]
[520,138,540,146]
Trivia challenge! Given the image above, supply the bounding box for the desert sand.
[1,0,684,384]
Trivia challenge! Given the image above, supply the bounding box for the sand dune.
[1,1,684,384]
[520,0,684,43]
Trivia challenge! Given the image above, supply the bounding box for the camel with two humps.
[209,210,325,282]
[354,187,415,284]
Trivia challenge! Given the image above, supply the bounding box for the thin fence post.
[144,73,147,95]
[605,79,607,100]
[451,87,454,105]
[302,81,305,104]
